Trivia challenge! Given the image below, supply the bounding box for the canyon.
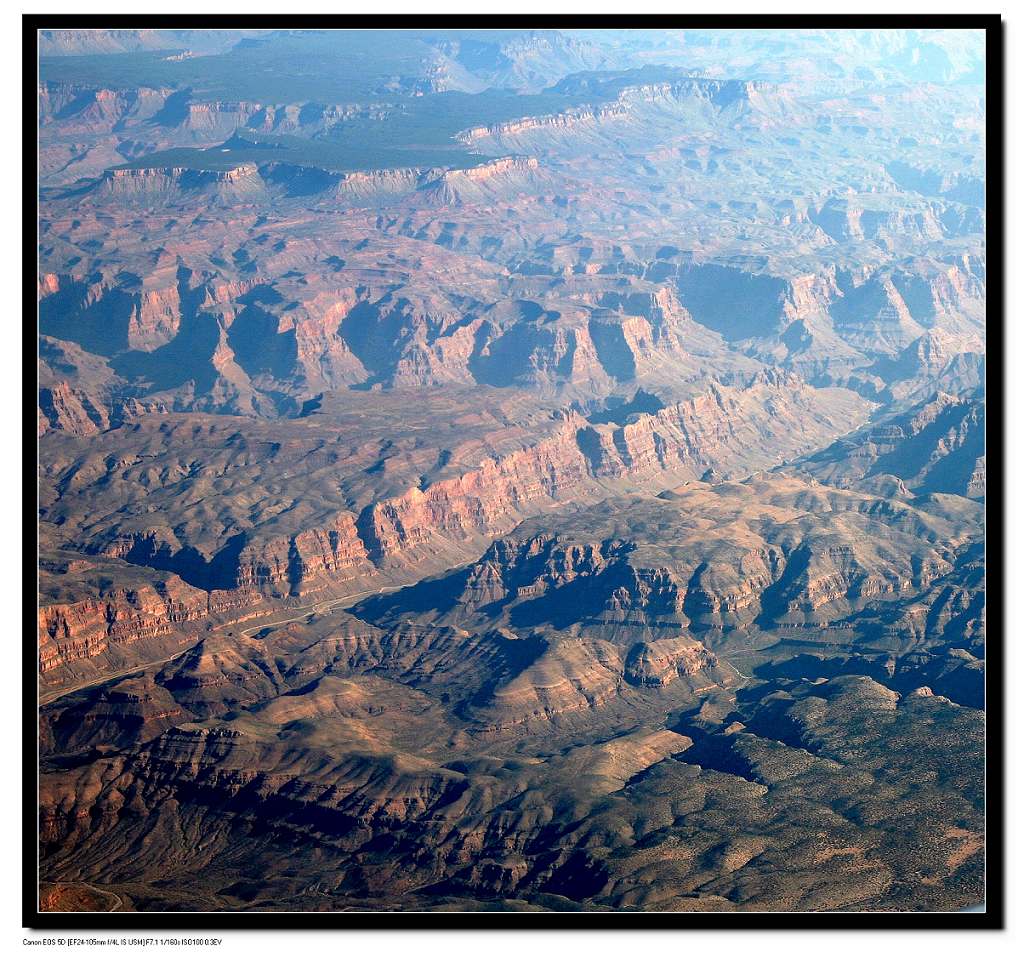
[35,26,987,915]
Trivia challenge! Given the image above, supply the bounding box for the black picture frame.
[24,12,1005,931]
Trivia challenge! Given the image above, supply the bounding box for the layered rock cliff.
[355,373,869,571]
[798,392,985,498]
[40,573,206,680]
[39,372,870,679]
[100,163,267,203]
[354,474,983,647]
